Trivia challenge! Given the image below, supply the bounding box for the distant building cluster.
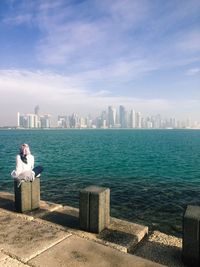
[57,105,200,129]
[58,106,143,129]
[17,105,200,129]
[17,105,51,128]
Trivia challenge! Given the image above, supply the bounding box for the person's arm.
[15,155,23,176]
[31,155,34,170]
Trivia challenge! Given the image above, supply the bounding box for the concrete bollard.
[14,178,40,213]
[182,205,200,267]
[79,185,110,233]
[31,178,40,210]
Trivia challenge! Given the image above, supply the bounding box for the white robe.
[11,154,35,181]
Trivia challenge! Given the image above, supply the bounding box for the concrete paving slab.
[0,210,71,262]
[0,256,30,267]
[29,235,165,267]
[0,251,9,261]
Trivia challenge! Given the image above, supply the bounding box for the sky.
[0,0,200,126]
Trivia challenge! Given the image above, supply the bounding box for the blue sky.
[0,0,200,126]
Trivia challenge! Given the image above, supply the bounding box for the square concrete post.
[14,180,31,212]
[79,186,110,233]
[31,178,40,210]
[183,205,200,267]
[14,178,40,213]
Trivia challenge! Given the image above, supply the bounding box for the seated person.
[11,143,43,185]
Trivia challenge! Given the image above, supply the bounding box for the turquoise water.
[1,129,200,236]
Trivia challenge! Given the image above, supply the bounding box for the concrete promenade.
[0,191,165,267]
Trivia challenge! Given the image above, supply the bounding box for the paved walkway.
[0,192,165,267]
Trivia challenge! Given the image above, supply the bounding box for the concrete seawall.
[0,191,184,267]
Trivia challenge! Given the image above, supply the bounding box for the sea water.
[1,129,200,236]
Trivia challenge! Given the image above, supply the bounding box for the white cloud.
[186,68,200,76]
[0,69,167,114]
[2,0,199,74]
[0,69,199,126]
[3,13,33,25]
[0,1,200,127]
[177,31,200,53]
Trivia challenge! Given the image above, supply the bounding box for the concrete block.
[31,178,40,210]
[80,186,110,233]
[182,205,200,267]
[14,178,40,213]
[79,189,90,230]
[14,180,31,212]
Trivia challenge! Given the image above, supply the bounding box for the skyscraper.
[17,112,20,128]
[34,105,40,116]
[27,114,38,128]
[136,112,142,128]
[119,105,127,128]
[40,114,51,128]
[130,109,136,128]
[108,106,116,128]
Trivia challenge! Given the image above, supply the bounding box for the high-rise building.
[58,115,67,128]
[108,106,116,128]
[17,112,28,128]
[100,111,107,128]
[40,114,51,128]
[136,112,142,128]
[129,109,136,128]
[17,106,52,128]
[17,112,20,128]
[27,114,38,128]
[34,105,40,116]
[69,113,79,128]
[119,105,127,128]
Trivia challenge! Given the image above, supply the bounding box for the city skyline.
[16,105,200,129]
[0,1,200,126]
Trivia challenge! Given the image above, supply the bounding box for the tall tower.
[119,105,127,128]
[136,112,142,128]
[17,112,20,128]
[34,105,40,116]
[108,106,116,128]
[130,109,136,128]
[27,114,38,128]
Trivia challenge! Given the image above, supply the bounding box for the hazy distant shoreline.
[1,127,200,131]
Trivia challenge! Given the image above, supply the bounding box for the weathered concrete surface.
[0,254,30,267]
[0,191,63,215]
[99,217,148,253]
[0,191,148,254]
[26,200,63,218]
[0,191,165,267]
[0,191,15,211]
[39,205,80,229]
[29,235,165,267]
[38,205,148,253]
[0,251,30,266]
[0,209,71,262]
[134,231,185,267]
[0,251,8,261]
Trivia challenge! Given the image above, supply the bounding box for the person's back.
[15,153,34,174]
[11,143,43,183]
